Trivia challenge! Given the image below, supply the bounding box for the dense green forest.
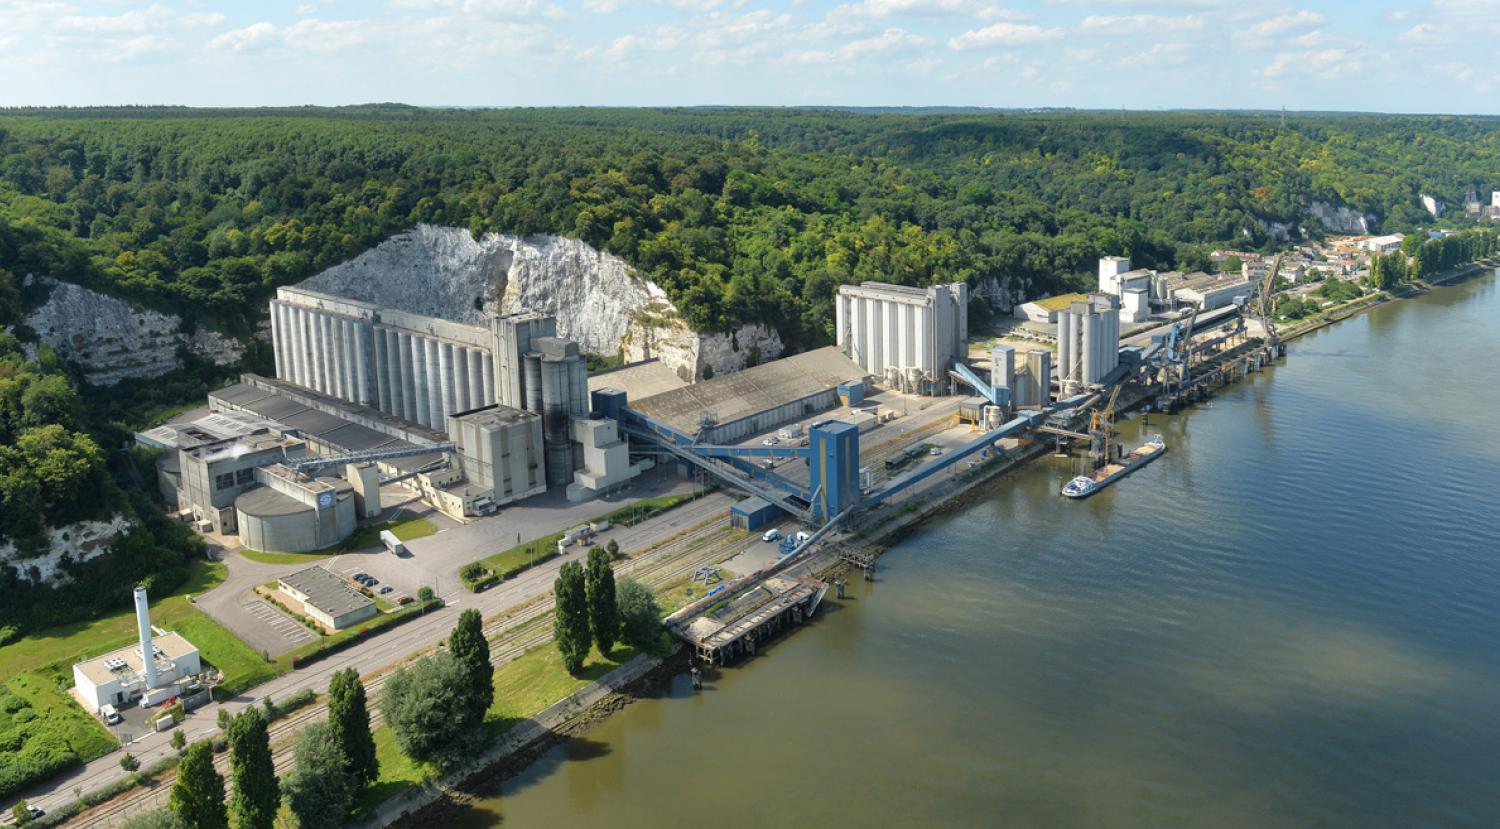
[3,106,1500,574]
[7,107,1500,353]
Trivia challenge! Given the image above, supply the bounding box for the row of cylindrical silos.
[371,327,497,429]
[1056,302,1120,394]
[272,301,376,408]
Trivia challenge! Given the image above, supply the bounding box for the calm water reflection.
[456,272,1500,829]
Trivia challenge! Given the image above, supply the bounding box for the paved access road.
[19,480,732,818]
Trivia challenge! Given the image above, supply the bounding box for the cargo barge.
[1061,436,1166,499]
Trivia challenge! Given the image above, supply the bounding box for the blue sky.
[1,0,1496,112]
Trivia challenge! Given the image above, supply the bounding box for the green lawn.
[0,559,227,678]
[237,549,336,565]
[336,516,437,554]
[483,643,641,737]
[351,642,642,818]
[169,614,276,695]
[656,568,736,614]
[353,725,440,814]
[479,534,562,577]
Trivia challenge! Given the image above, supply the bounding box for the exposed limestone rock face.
[0,515,132,585]
[17,276,245,386]
[974,276,1030,314]
[299,224,780,382]
[624,310,784,383]
[1307,201,1377,235]
[296,224,671,354]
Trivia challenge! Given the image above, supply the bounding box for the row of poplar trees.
[153,609,496,829]
[554,544,661,674]
[160,667,377,829]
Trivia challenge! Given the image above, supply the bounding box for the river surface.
[455,273,1500,829]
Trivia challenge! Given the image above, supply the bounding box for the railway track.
[67,509,756,828]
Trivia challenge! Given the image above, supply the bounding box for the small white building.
[1360,234,1405,253]
[74,631,202,712]
[279,566,379,630]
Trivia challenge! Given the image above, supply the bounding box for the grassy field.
[350,642,642,817]
[4,672,116,759]
[479,535,562,577]
[0,560,227,678]
[352,725,439,813]
[483,643,641,737]
[169,614,276,695]
[336,517,437,554]
[656,567,736,614]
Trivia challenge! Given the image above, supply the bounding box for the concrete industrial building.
[1011,350,1052,409]
[1157,271,1252,311]
[1015,293,1088,324]
[74,588,202,712]
[835,281,968,395]
[169,432,309,535]
[236,465,357,554]
[267,287,640,506]
[626,347,870,444]
[278,566,378,630]
[1056,297,1121,393]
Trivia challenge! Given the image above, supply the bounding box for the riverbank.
[389,258,1500,827]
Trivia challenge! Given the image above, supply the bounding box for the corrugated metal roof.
[631,347,868,434]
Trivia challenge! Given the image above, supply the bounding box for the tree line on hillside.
[8,109,1500,356]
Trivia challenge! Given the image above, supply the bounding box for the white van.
[101,704,122,725]
[795,531,811,543]
[762,528,781,543]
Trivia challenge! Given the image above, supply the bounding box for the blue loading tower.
[808,420,859,523]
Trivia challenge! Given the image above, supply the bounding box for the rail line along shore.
[22,248,1497,829]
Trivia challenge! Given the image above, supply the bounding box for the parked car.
[378,586,393,595]
[101,704,122,725]
[365,577,379,587]
[397,596,414,605]
[353,572,369,581]
[762,436,779,445]
[762,528,781,542]
[795,531,811,543]
[798,439,809,446]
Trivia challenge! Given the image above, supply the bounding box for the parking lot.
[244,599,318,647]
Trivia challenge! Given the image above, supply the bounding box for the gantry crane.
[1088,384,1123,469]
[1253,253,1285,347]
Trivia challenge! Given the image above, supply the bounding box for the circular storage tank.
[235,478,356,554]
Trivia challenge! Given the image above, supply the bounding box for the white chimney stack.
[134,586,158,691]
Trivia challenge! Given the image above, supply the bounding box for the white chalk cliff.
[297,225,782,382]
[16,275,245,386]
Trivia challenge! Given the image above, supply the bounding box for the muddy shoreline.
[388,646,693,828]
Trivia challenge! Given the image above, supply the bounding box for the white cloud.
[296,4,317,15]
[1246,10,1324,39]
[206,22,279,53]
[1262,48,1360,79]
[1077,13,1203,35]
[948,22,1063,49]
[827,0,1025,18]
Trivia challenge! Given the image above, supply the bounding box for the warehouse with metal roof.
[628,347,870,443]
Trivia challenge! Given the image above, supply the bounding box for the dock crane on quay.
[1089,385,1123,469]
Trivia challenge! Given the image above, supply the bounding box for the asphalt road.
[18,481,732,815]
